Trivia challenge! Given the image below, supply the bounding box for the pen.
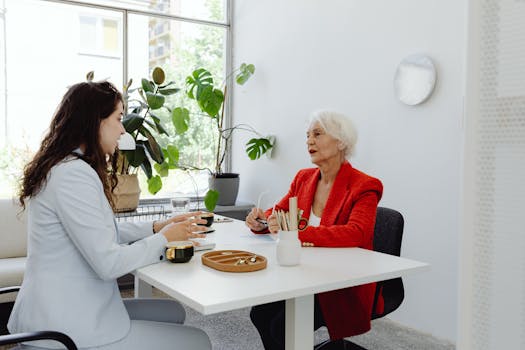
[256,218,268,225]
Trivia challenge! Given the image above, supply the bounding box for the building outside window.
[79,15,121,57]
[0,0,228,199]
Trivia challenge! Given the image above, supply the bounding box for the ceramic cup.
[165,241,194,263]
[199,212,214,227]
[276,230,301,266]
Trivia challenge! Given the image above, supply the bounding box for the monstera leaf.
[246,138,273,160]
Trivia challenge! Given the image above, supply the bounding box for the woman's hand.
[245,208,268,232]
[160,216,207,242]
[153,211,206,233]
[267,212,279,234]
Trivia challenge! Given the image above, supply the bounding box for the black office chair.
[316,207,405,350]
[370,207,405,320]
[0,287,78,349]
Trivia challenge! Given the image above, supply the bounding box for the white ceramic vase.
[276,230,301,266]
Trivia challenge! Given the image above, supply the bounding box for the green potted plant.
[173,63,274,211]
[90,68,182,212]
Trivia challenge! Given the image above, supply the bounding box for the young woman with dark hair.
[9,81,212,349]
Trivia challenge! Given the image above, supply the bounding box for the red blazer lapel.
[321,162,353,225]
[298,168,320,219]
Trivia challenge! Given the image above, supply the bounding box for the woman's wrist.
[153,220,164,234]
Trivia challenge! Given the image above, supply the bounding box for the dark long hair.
[19,81,123,210]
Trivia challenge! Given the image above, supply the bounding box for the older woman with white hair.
[245,110,383,350]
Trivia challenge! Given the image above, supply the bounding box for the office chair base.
[315,339,367,350]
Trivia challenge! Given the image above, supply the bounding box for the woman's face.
[306,121,341,165]
[99,101,125,155]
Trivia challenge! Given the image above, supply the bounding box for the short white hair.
[309,110,358,158]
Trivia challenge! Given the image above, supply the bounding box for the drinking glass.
[170,197,190,215]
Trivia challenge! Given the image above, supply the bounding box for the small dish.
[201,250,267,272]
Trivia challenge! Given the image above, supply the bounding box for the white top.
[309,208,321,227]
[8,157,168,349]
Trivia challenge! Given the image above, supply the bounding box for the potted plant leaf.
[174,63,274,211]
[109,67,182,212]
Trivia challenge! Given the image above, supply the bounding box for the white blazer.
[8,157,168,349]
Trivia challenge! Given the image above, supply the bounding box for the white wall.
[230,0,465,343]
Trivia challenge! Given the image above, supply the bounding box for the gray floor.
[124,289,455,350]
[183,305,455,350]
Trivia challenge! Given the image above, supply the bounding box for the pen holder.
[276,230,301,266]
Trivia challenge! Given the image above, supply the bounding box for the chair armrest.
[0,286,20,295]
[0,331,78,349]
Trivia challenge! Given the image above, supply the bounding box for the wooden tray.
[201,250,267,273]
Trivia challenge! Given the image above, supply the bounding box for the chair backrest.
[371,207,405,319]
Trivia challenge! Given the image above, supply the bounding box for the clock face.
[394,54,437,106]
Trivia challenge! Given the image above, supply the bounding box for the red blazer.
[259,162,383,339]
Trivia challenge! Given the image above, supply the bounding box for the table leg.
[134,276,153,298]
[285,294,314,350]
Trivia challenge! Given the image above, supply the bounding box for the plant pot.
[112,174,141,212]
[208,173,239,206]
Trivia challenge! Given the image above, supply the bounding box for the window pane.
[79,16,97,52]
[0,0,123,198]
[103,19,119,54]
[128,12,226,197]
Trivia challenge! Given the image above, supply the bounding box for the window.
[128,10,226,198]
[0,0,228,199]
[78,15,120,57]
[79,16,97,52]
[103,19,119,53]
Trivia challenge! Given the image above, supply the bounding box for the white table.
[134,217,429,350]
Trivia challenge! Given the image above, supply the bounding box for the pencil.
[289,197,298,231]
